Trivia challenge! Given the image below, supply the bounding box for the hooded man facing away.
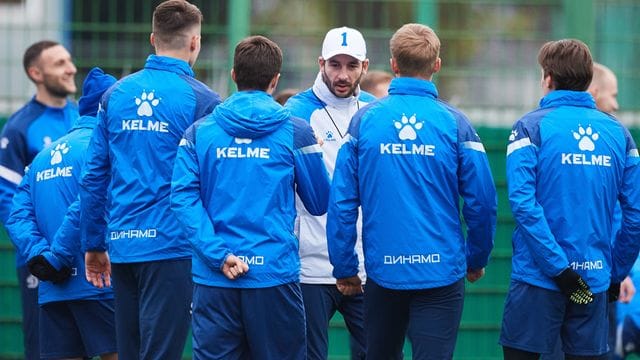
[170,35,330,360]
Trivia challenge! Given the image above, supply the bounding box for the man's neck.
[35,91,67,108]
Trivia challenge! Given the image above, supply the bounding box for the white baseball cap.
[321,26,367,61]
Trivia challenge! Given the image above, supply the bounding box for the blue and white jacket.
[327,77,497,290]
[80,55,221,262]
[6,113,112,304]
[506,90,640,293]
[171,90,330,288]
[285,73,374,284]
[0,98,77,266]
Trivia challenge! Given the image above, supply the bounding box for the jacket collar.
[388,77,438,98]
[144,55,195,77]
[539,90,596,109]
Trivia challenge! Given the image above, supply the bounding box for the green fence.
[2,0,639,121]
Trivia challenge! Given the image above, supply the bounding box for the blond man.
[327,23,496,359]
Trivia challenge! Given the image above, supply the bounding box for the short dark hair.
[538,39,593,91]
[152,0,202,50]
[233,35,282,91]
[23,40,59,75]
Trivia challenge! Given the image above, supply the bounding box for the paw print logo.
[234,137,252,144]
[572,124,599,152]
[326,130,334,140]
[508,130,518,142]
[394,114,422,141]
[135,90,160,117]
[50,143,69,165]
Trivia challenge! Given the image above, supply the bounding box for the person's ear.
[542,73,554,90]
[432,57,442,74]
[149,33,155,47]
[361,59,369,73]
[390,58,400,75]
[27,66,43,83]
[190,35,200,52]
[268,73,281,94]
[231,69,237,84]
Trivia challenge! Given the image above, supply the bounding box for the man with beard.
[285,26,374,360]
[0,40,78,360]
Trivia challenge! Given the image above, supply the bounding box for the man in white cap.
[285,26,373,360]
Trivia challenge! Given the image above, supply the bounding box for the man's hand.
[26,255,71,283]
[222,255,249,280]
[618,276,636,303]
[85,251,111,288]
[336,276,363,296]
[552,268,594,305]
[466,268,485,283]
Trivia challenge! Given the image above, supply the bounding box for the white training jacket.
[285,73,374,284]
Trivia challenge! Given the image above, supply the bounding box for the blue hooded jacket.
[171,90,330,288]
[79,55,222,262]
[327,77,497,290]
[506,90,640,293]
[6,67,116,304]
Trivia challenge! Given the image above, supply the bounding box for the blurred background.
[0,0,638,359]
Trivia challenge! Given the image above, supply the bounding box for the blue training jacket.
[5,66,115,305]
[0,98,78,266]
[506,90,640,293]
[79,55,222,262]
[327,77,497,290]
[171,90,330,288]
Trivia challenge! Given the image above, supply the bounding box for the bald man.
[590,63,634,360]
[588,62,619,114]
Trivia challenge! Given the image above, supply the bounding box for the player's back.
[89,55,221,262]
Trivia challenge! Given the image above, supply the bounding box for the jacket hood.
[215,91,290,139]
[78,67,117,117]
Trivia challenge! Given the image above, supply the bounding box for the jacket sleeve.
[79,107,111,252]
[0,125,28,224]
[506,120,568,277]
[48,197,81,268]
[171,126,231,271]
[612,129,640,282]
[457,121,496,270]
[327,133,361,279]
[292,117,330,216]
[5,170,49,261]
